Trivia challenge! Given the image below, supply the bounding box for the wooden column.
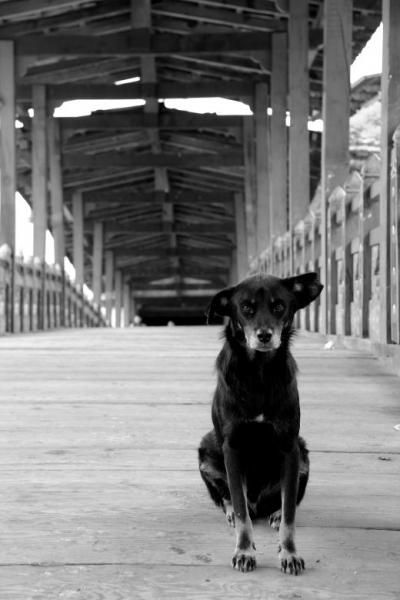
[0,41,16,251]
[321,0,352,334]
[47,117,65,266]
[72,191,84,288]
[92,221,103,308]
[115,270,122,327]
[243,118,257,265]
[288,0,309,252]
[32,85,47,261]
[123,282,131,327]
[254,82,270,258]
[380,0,400,344]
[234,192,248,280]
[105,249,114,325]
[0,42,16,333]
[270,32,288,245]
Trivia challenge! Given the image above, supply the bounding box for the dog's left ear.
[283,272,323,310]
[205,286,235,324]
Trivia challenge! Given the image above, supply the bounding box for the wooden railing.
[255,152,383,341]
[0,247,105,335]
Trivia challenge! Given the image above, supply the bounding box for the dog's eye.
[241,302,255,316]
[272,301,285,314]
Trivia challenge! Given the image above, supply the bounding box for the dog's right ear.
[205,286,235,324]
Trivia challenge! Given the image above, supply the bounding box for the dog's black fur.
[198,272,323,574]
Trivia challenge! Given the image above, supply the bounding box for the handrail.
[0,246,105,334]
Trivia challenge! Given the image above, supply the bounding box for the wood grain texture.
[0,327,398,598]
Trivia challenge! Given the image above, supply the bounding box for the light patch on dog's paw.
[279,547,305,575]
[223,501,235,528]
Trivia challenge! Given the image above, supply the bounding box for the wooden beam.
[288,0,309,239]
[380,0,400,344]
[321,0,352,334]
[16,30,274,57]
[63,151,243,169]
[72,191,84,287]
[234,192,248,280]
[32,84,47,261]
[92,221,103,307]
[0,41,16,251]
[0,0,90,19]
[60,112,246,130]
[84,189,233,205]
[123,282,131,327]
[242,117,257,264]
[105,223,235,234]
[18,81,254,103]
[115,248,230,259]
[270,32,288,242]
[254,82,271,257]
[47,117,65,266]
[115,269,122,327]
[105,249,114,325]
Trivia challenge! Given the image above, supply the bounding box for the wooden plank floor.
[0,326,399,599]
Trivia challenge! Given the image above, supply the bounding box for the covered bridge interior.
[0,0,398,344]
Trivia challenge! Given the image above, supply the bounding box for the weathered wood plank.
[0,327,398,598]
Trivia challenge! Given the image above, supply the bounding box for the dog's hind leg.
[198,431,233,525]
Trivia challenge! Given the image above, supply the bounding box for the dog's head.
[206,273,323,353]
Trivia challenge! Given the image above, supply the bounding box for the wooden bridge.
[0,0,400,598]
[0,326,398,598]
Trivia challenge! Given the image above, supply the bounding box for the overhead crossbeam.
[60,112,246,130]
[17,81,254,102]
[63,151,243,169]
[16,30,274,56]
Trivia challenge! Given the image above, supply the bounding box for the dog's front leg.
[279,443,305,575]
[223,440,256,572]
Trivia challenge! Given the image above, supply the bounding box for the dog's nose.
[256,329,272,343]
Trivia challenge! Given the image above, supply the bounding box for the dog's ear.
[205,286,235,324]
[283,272,323,310]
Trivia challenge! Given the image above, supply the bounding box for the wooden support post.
[47,116,65,325]
[254,82,270,258]
[72,191,84,289]
[47,117,65,266]
[271,32,288,247]
[105,249,114,325]
[0,41,16,252]
[234,192,248,280]
[123,282,131,327]
[321,0,352,334]
[32,84,47,261]
[92,221,103,308]
[288,0,309,271]
[380,0,400,344]
[243,117,257,265]
[115,270,122,328]
[0,41,16,333]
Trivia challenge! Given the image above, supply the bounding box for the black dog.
[198,272,323,574]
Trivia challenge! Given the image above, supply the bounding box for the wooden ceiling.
[3,0,381,322]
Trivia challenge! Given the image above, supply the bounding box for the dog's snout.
[256,329,272,344]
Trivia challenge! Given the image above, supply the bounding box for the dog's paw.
[232,548,257,572]
[269,510,281,530]
[279,548,305,575]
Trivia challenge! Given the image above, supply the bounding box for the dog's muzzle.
[245,328,281,352]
